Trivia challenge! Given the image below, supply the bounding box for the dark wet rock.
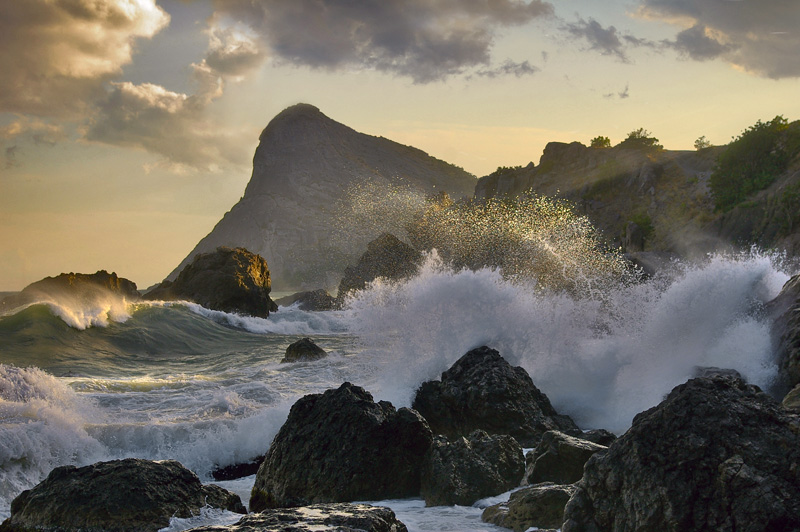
[482,483,577,532]
[145,247,277,318]
[783,384,800,412]
[275,289,337,311]
[562,376,800,532]
[281,337,328,363]
[692,365,743,380]
[578,429,616,447]
[412,346,578,447]
[525,430,607,485]
[0,458,245,532]
[768,273,800,393]
[1,270,139,311]
[336,233,422,300]
[250,382,433,512]
[184,503,408,532]
[211,456,264,481]
[420,430,524,507]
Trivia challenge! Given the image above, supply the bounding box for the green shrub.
[590,136,611,148]
[616,128,663,151]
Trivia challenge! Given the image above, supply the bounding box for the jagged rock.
[211,456,264,481]
[783,384,800,412]
[250,382,433,512]
[525,431,607,485]
[692,365,743,379]
[145,247,277,318]
[184,503,408,532]
[767,273,800,392]
[1,270,139,311]
[0,458,245,532]
[337,233,422,300]
[578,429,617,447]
[275,289,337,311]
[282,338,328,363]
[168,103,476,291]
[482,483,578,532]
[562,376,800,532]
[412,346,578,447]
[420,430,524,507]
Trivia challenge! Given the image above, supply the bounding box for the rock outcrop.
[420,430,524,507]
[412,346,578,447]
[336,233,423,300]
[169,103,476,291]
[275,289,337,311]
[1,270,139,311]
[0,458,245,532]
[525,430,607,486]
[281,337,328,363]
[186,503,408,532]
[768,273,800,392]
[250,382,433,512]
[482,483,578,532]
[562,376,800,532]
[145,247,277,318]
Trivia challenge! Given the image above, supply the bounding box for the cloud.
[562,17,632,62]
[474,60,540,79]
[210,0,554,82]
[204,25,268,77]
[603,83,630,99]
[4,146,20,170]
[637,0,800,78]
[0,0,169,117]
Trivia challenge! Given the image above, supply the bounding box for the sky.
[2,0,800,291]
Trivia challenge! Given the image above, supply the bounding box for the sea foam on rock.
[0,458,245,532]
[482,482,577,532]
[562,376,800,532]
[250,382,432,512]
[337,233,423,301]
[412,346,579,447]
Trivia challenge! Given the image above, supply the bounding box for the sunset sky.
[2,0,799,291]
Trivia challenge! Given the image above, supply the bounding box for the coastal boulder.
[768,273,800,392]
[250,382,433,511]
[526,430,607,485]
[185,503,408,532]
[0,458,245,532]
[562,376,800,532]
[337,233,422,300]
[412,346,578,447]
[145,247,277,318]
[420,430,524,507]
[281,337,328,363]
[1,270,139,311]
[482,483,578,532]
[275,289,337,311]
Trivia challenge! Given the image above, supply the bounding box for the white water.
[0,251,793,529]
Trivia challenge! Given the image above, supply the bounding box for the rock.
[1,270,139,311]
[250,382,433,511]
[526,430,607,485]
[562,376,800,532]
[783,384,800,412]
[767,273,800,393]
[211,456,264,481]
[282,338,328,363]
[0,458,245,532]
[337,233,423,300]
[692,365,743,379]
[184,503,408,532]
[420,430,524,507]
[275,289,337,311]
[145,247,277,318]
[412,346,579,447]
[578,429,617,447]
[482,483,577,532]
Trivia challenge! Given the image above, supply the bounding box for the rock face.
[145,247,277,318]
[185,503,408,532]
[420,430,524,507]
[275,289,337,311]
[483,483,578,532]
[282,337,328,363]
[1,270,139,311]
[169,104,476,291]
[562,376,800,532]
[250,382,433,512]
[412,346,579,447]
[526,430,607,485]
[0,458,245,532]
[336,233,423,300]
[768,273,800,392]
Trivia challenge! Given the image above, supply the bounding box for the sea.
[0,251,793,531]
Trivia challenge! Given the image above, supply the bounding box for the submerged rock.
[412,346,578,447]
[145,247,277,318]
[420,430,524,507]
[0,458,245,532]
[562,376,800,532]
[482,483,577,532]
[281,337,328,363]
[525,430,607,485]
[250,382,433,511]
[336,233,422,300]
[1,270,139,311]
[186,503,408,532]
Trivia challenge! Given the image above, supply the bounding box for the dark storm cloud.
[637,0,800,78]
[210,0,554,82]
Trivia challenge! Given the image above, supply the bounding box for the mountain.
[169,104,476,290]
